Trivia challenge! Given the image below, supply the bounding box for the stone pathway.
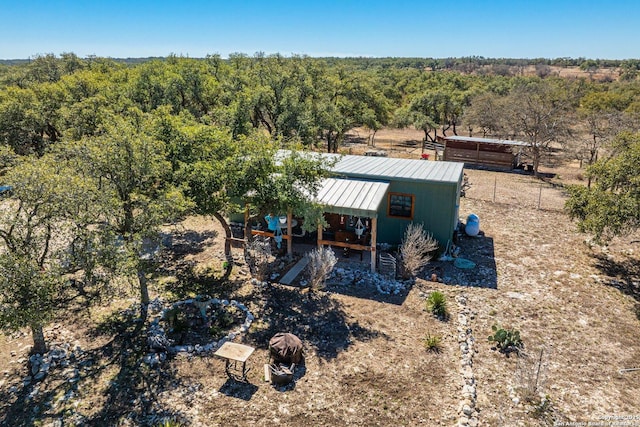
[456,294,479,427]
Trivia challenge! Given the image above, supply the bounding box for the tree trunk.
[426,130,436,143]
[370,130,377,147]
[30,324,47,354]
[212,211,233,278]
[532,147,541,177]
[123,202,134,235]
[137,268,150,305]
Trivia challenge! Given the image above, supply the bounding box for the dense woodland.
[0,53,639,353]
[1,53,640,166]
[1,53,640,158]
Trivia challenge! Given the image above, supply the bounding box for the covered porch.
[314,178,389,272]
[246,177,389,273]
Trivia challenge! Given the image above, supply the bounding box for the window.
[388,193,414,219]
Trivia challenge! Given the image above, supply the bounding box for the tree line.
[1,53,639,164]
[0,52,639,353]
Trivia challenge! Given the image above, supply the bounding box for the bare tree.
[516,347,549,403]
[306,246,337,291]
[505,81,573,176]
[399,223,439,278]
[575,111,625,185]
[462,92,506,138]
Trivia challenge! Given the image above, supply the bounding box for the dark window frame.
[387,192,415,220]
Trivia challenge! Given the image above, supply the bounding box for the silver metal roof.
[316,178,389,218]
[328,154,463,184]
[276,150,463,184]
[443,135,530,147]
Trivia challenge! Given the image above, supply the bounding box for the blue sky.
[1,0,638,60]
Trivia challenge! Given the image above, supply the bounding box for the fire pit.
[267,333,303,385]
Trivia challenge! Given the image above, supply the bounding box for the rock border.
[145,297,255,366]
[456,294,479,427]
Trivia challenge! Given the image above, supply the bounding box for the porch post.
[244,204,250,240]
[287,209,293,256]
[317,220,323,248]
[370,217,377,272]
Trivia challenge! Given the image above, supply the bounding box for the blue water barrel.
[465,213,480,236]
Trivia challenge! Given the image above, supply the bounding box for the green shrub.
[423,334,442,353]
[215,307,234,328]
[166,307,188,333]
[426,291,448,319]
[209,325,224,340]
[488,324,523,353]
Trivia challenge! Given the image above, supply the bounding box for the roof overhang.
[443,136,529,147]
[316,178,389,218]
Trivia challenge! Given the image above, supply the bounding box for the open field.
[1,130,639,426]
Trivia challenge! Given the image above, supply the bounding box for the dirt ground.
[1,131,639,426]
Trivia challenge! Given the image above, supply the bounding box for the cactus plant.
[488,324,523,353]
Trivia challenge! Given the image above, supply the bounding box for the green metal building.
[243,151,464,272]
[321,153,464,248]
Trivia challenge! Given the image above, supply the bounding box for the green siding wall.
[376,180,459,248]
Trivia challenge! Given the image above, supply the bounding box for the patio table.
[214,342,255,381]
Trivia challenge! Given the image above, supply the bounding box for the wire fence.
[463,169,568,212]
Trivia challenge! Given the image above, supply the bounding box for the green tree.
[566,132,640,241]
[394,95,438,144]
[160,113,331,273]
[58,69,114,139]
[463,92,506,137]
[575,91,627,181]
[394,71,472,145]
[0,253,63,354]
[315,66,389,153]
[0,155,102,353]
[75,112,192,308]
[244,54,318,143]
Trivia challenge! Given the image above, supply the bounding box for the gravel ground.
[1,147,639,426]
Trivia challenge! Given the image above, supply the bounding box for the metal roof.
[443,136,530,147]
[315,178,389,218]
[276,150,463,184]
[329,154,463,184]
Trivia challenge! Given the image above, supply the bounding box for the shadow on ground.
[219,379,258,401]
[0,306,191,426]
[84,308,190,426]
[425,233,498,289]
[593,252,640,303]
[158,228,249,299]
[247,284,390,361]
[323,277,413,305]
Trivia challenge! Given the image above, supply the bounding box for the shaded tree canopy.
[566,132,640,242]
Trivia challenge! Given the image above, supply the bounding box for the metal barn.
[441,136,528,170]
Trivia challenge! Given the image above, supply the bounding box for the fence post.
[538,182,542,209]
[493,176,497,203]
